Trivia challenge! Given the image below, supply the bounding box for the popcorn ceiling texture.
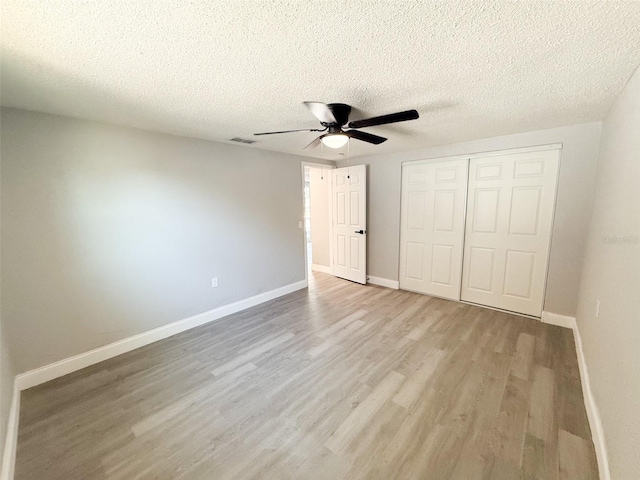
[2,1,640,159]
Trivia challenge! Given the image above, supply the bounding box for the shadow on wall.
[1,48,204,139]
[2,108,306,373]
[1,53,308,373]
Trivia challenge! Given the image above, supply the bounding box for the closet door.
[460,149,560,316]
[399,159,468,300]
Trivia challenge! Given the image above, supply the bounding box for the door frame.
[301,161,336,286]
[400,143,562,167]
[461,147,562,318]
[398,142,563,317]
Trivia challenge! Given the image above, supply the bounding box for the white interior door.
[461,149,560,316]
[331,165,367,284]
[399,159,468,300]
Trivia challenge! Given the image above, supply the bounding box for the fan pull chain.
[347,138,351,179]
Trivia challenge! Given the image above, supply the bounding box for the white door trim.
[398,144,562,318]
[540,150,562,313]
[460,149,560,317]
[301,161,336,282]
[401,142,563,167]
[0,382,20,480]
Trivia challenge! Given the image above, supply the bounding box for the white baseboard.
[541,311,576,329]
[570,319,611,480]
[311,264,332,275]
[14,279,308,391]
[0,382,20,480]
[541,311,611,480]
[367,276,399,290]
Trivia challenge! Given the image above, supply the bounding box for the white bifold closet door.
[460,149,560,316]
[399,159,469,300]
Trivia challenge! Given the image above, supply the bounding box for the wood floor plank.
[316,309,368,338]
[512,332,536,380]
[392,348,446,408]
[14,272,599,480]
[131,386,220,438]
[308,318,367,357]
[492,374,531,466]
[449,440,490,480]
[558,429,598,480]
[528,365,556,442]
[522,433,559,480]
[211,331,294,376]
[325,370,404,453]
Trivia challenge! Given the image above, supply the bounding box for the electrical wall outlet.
[212,277,218,288]
[596,299,600,318]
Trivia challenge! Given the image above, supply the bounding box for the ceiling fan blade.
[345,130,387,145]
[303,102,338,124]
[254,128,324,136]
[347,109,419,129]
[303,136,323,149]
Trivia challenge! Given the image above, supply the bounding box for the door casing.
[399,143,562,317]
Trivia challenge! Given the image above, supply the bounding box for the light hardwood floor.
[15,273,599,479]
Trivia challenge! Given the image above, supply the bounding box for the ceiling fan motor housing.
[324,103,352,126]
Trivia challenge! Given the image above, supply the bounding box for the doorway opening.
[301,162,368,287]
[303,169,312,271]
[302,163,334,286]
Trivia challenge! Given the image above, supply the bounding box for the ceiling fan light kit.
[254,102,419,150]
[321,133,349,148]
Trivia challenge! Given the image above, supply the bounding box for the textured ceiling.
[2,1,640,160]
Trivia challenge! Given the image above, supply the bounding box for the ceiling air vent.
[230,137,257,145]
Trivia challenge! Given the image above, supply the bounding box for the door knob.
[355,230,366,234]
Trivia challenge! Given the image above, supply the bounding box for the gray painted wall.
[575,67,640,478]
[0,108,316,373]
[309,167,331,268]
[337,122,602,316]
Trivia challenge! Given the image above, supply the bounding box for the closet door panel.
[460,149,560,316]
[399,159,468,300]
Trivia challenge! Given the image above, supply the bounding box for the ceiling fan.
[254,102,419,149]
